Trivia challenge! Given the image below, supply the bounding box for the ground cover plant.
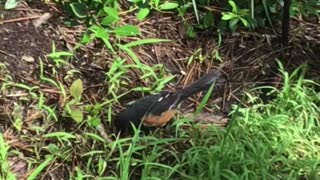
[0,0,319,179]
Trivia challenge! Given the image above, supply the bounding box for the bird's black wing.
[115,92,179,133]
[143,92,180,117]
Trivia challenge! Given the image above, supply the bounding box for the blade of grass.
[27,155,55,180]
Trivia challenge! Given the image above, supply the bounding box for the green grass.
[81,62,319,179]
[1,0,320,178]
[1,58,320,179]
[120,62,319,179]
[0,134,16,180]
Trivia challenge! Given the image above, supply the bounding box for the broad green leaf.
[154,0,161,8]
[70,2,88,18]
[137,8,150,20]
[70,79,83,99]
[5,0,18,9]
[70,109,84,123]
[159,2,179,10]
[114,25,140,36]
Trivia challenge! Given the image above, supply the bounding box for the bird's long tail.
[176,70,224,102]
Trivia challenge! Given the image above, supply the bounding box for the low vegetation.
[0,0,319,179]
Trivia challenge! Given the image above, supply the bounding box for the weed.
[0,134,15,180]
[47,42,73,68]
[221,0,250,32]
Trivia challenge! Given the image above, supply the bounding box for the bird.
[114,69,224,134]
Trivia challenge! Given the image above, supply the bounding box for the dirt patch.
[0,2,65,82]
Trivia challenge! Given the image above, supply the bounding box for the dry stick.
[0,50,17,59]
[0,15,40,24]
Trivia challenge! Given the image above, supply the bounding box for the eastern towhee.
[115,70,223,134]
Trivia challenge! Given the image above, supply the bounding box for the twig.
[0,50,17,59]
[0,15,40,24]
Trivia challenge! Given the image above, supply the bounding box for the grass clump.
[114,62,320,179]
[173,62,320,179]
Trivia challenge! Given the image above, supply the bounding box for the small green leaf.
[5,0,18,10]
[70,109,84,123]
[101,16,118,25]
[239,9,249,15]
[48,144,60,154]
[159,2,179,10]
[114,25,140,36]
[229,18,239,32]
[102,7,119,24]
[80,33,93,44]
[70,79,83,99]
[137,8,150,20]
[221,12,235,20]
[103,7,119,19]
[70,2,88,18]
[95,27,109,39]
[87,116,101,127]
[13,103,23,131]
[203,12,214,28]
[239,17,248,27]
[228,0,238,13]
[229,18,239,27]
